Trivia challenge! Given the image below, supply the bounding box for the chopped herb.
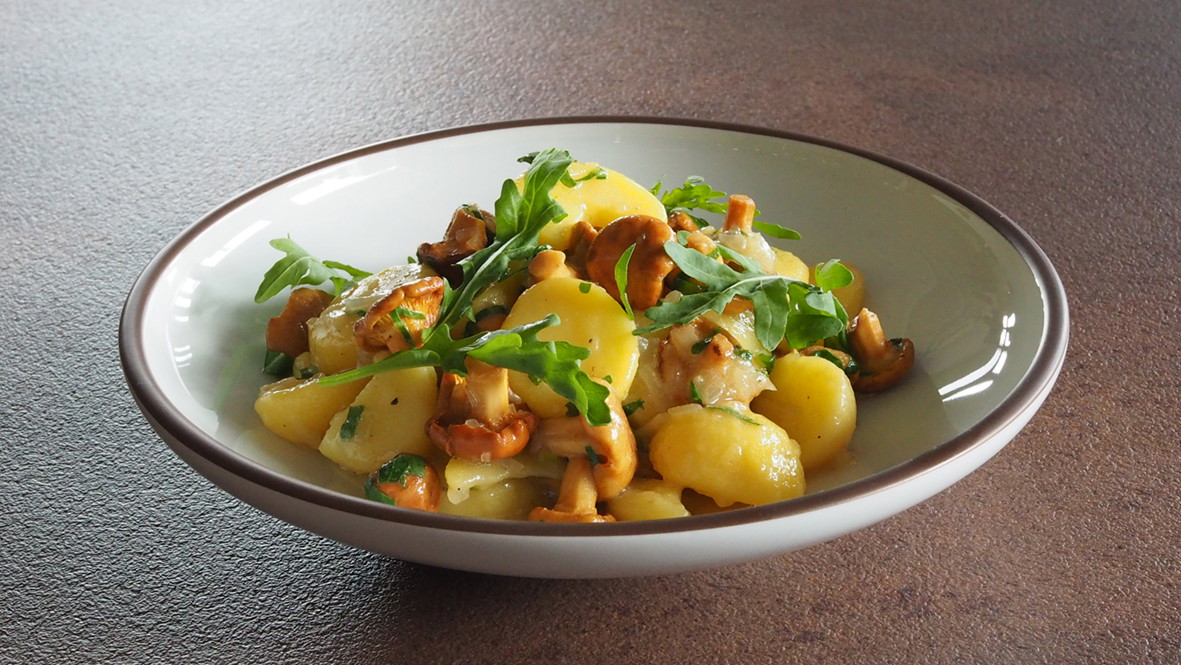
[585,446,603,467]
[622,399,644,416]
[578,281,592,294]
[705,405,763,426]
[691,329,722,355]
[263,349,293,378]
[296,365,318,380]
[613,243,637,320]
[364,454,430,504]
[810,347,860,375]
[340,405,364,441]
[689,380,703,404]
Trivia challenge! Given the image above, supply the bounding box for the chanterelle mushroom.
[531,390,637,500]
[529,457,613,523]
[416,205,494,285]
[266,287,334,358]
[848,308,915,392]
[585,214,676,311]
[427,358,538,462]
[353,276,445,354]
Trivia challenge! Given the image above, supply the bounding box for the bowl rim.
[119,115,1069,537]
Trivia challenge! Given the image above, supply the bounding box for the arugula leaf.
[254,237,371,303]
[751,219,802,241]
[814,259,854,291]
[651,176,729,227]
[637,241,849,352]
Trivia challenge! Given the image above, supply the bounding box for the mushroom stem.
[848,308,915,392]
[465,358,511,426]
[553,456,599,515]
[723,195,757,233]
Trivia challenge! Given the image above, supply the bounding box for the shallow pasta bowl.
[119,118,1068,578]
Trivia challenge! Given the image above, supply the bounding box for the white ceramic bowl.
[120,118,1068,578]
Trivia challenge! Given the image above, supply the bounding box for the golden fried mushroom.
[427,359,538,462]
[265,287,334,358]
[529,457,614,524]
[585,214,676,311]
[353,276,445,354]
[531,390,637,500]
[416,205,494,284]
[848,308,915,392]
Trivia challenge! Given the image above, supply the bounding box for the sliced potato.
[318,366,438,474]
[502,277,639,418]
[255,376,369,447]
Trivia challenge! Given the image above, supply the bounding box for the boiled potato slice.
[752,353,856,471]
[255,376,369,447]
[517,162,667,251]
[438,478,551,521]
[607,478,691,521]
[502,277,639,418]
[318,366,437,474]
[307,264,433,376]
[442,453,564,504]
[648,403,804,507]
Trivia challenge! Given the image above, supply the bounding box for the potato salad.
[252,149,914,522]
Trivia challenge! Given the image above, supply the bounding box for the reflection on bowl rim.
[119,116,1069,538]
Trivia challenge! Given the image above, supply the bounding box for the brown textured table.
[3,1,1178,662]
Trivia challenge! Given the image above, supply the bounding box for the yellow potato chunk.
[318,366,438,474]
[752,353,857,471]
[502,278,639,418]
[607,478,691,521]
[254,376,369,447]
[648,403,804,507]
[438,478,550,521]
[307,264,433,376]
[517,162,667,251]
[772,248,810,283]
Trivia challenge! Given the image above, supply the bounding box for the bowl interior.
[132,120,1053,512]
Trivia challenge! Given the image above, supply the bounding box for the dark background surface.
[3,1,1178,662]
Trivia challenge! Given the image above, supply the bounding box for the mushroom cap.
[353,275,445,353]
[266,287,334,357]
[585,214,676,311]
